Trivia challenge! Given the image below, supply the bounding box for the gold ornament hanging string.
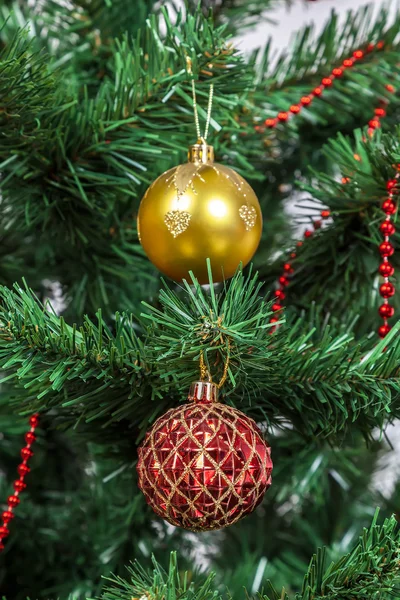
[199,343,230,389]
[186,56,214,143]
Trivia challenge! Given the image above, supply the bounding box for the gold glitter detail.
[173,163,200,197]
[164,210,191,237]
[239,205,257,230]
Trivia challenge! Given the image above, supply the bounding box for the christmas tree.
[0,1,400,598]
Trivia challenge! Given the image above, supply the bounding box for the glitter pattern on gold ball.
[137,142,262,284]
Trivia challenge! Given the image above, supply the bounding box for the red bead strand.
[366,89,395,138]
[269,96,392,333]
[377,172,399,338]
[259,42,385,130]
[0,414,39,552]
[269,210,331,331]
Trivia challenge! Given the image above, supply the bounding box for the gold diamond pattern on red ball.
[137,401,272,531]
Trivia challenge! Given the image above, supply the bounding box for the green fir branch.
[263,511,400,600]
[94,513,400,600]
[1,270,400,440]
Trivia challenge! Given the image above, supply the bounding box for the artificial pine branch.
[94,512,400,600]
[263,511,400,600]
[1,272,400,440]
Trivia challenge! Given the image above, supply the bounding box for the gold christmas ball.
[137,142,262,284]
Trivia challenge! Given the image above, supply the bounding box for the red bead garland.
[0,414,39,552]
[269,210,331,330]
[259,42,385,130]
[269,95,393,334]
[378,172,399,338]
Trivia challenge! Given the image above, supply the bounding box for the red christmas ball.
[137,382,272,531]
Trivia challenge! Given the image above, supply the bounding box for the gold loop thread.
[199,343,230,389]
[186,56,214,143]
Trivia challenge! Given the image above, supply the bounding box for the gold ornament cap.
[187,140,214,164]
[188,381,218,404]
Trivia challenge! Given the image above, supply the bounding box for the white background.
[238,0,391,53]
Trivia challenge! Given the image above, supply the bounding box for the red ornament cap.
[137,382,273,531]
